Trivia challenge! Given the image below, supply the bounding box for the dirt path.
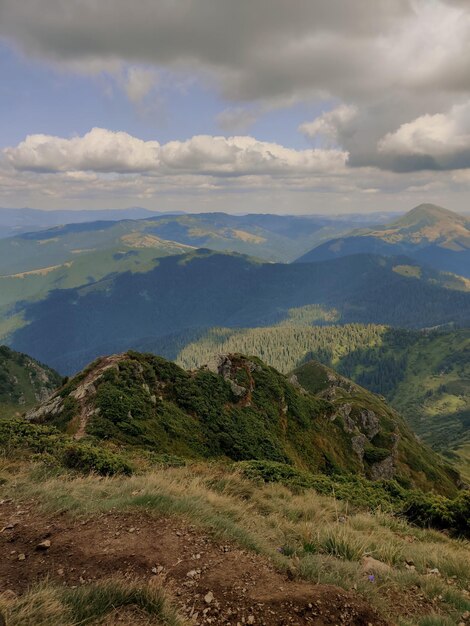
[0,500,388,625]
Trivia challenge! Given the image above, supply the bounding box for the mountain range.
[0,211,393,323]
[297,204,470,277]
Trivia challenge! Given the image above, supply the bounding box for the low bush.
[0,418,132,476]
[62,443,133,476]
[237,459,470,538]
[402,491,470,536]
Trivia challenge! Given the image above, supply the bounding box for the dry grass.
[0,578,186,626]
[1,461,470,624]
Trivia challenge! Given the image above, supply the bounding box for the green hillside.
[0,345,61,417]
[2,350,469,626]
[25,350,459,495]
[0,232,193,317]
[7,251,470,374]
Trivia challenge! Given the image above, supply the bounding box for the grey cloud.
[2,0,470,173]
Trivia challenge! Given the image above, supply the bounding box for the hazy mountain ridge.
[0,207,175,238]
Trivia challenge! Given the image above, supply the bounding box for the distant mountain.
[0,211,392,271]
[297,204,470,277]
[8,250,470,373]
[25,350,460,495]
[0,345,61,417]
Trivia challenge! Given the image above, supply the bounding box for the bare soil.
[0,499,388,625]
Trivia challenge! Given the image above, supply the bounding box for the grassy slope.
[0,235,193,310]
[1,457,469,626]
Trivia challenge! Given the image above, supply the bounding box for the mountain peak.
[390,203,466,228]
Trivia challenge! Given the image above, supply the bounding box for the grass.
[1,460,469,625]
[0,578,186,625]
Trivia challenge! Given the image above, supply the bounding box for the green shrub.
[62,443,133,476]
[402,491,470,536]
[237,459,470,538]
[363,446,391,464]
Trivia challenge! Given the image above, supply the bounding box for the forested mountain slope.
[8,251,470,373]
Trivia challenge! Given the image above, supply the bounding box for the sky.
[0,0,470,214]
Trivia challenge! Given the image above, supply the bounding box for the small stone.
[204,591,214,604]
[128,527,136,533]
[427,568,440,576]
[362,556,391,574]
[187,569,198,578]
[36,539,51,550]
[17,553,26,561]
[247,616,255,624]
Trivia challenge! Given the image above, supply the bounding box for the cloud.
[299,104,358,146]
[4,129,160,173]
[2,0,470,174]
[4,128,348,176]
[1,0,468,103]
[378,101,470,170]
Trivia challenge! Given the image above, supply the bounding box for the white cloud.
[4,128,348,176]
[378,101,470,170]
[4,128,160,173]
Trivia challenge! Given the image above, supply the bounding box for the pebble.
[36,539,51,550]
[204,591,214,604]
